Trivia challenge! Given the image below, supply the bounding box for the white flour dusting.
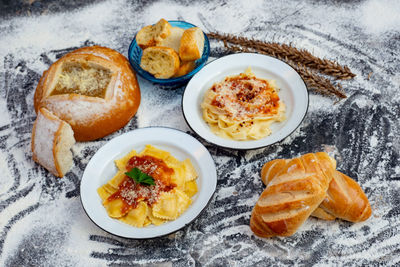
[0,0,399,266]
[0,1,125,62]
[360,0,400,34]
[0,196,104,266]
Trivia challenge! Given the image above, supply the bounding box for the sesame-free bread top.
[34,46,141,141]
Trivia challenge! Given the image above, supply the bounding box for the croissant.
[261,158,371,223]
[250,152,336,237]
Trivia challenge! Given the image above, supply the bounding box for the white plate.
[182,53,309,150]
[80,127,217,239]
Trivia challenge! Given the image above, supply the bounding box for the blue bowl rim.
[128,20,210,84]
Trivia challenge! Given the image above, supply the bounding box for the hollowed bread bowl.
[34,46,141,141]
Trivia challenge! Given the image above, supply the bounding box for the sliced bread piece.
[173,60,196,77]
[156,26,184,53]
[136,19,172,49]
[136,25,157,49]
[140,46,180,79]
[32,107,76,177]
[179,27,205,61]
[152,18,172,40]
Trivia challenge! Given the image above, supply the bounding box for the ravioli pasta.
[97,145,198,227]
[201,68,286,141]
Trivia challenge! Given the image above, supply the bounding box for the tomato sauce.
[209,73,281,121]
[106,155,176,215]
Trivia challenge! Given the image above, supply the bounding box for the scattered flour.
[352,97,374,109]
[0,196,105,266]
[0,153,13,195]
[359,0,400,34]
[369,134,378,148]
[394,166,400,175]
[0,0,399,265]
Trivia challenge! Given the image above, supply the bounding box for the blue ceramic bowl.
[128,21,210,86]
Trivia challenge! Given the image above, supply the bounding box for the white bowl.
[80,127,217,239]
[182,53,309,150]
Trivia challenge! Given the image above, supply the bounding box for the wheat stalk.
[226,44,347,99]
[295,63,347,98]
[208,32,356,80]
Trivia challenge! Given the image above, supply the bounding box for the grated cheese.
[209,72,281,121]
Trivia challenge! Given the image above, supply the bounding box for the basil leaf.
[125,167,155,186]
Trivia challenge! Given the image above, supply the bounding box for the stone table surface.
[0,0,399,266]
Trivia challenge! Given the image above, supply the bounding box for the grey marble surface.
[0,0,399,266]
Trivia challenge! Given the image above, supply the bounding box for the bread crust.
[179,27,205,61]
[34,46,141,141]
[172,60,196,77]
[260,153,371,224]
[319,171,371,222]
[136,19,172,49]
[32,108,75,177]
[154,19,172,40]
[251,153,334,237]
[32,108,58,176]
[53,120,65,176]
[311,207,336,220]
[136,25,158,49]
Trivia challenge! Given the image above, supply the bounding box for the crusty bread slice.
[140,46,180,79]
[136,19,172,49]
[32,107,75,177]
[153,19,171,40]
[136,25,157,49]
[179,27,205,61]
[156,26,184,53]
[173,60,196,77]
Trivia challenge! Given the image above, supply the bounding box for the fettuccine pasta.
[201,68,285,140]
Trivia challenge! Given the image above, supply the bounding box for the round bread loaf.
[34,46,141,141]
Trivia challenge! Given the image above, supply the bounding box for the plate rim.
[181,52,309,150]
[79,126,217,239]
